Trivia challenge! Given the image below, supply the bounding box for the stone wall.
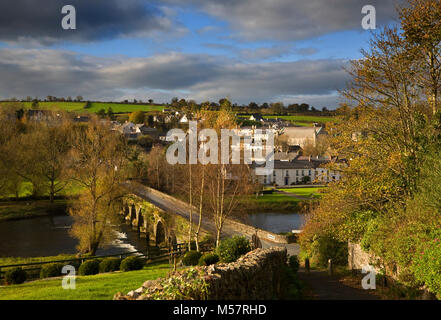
[348,242,380,271]
[114,247,288,300]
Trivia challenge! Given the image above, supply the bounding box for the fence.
[0,242,212,284]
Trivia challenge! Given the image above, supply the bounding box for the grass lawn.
[0,200,67,222]
[279,187,325,198]
[22,102,164,114]
[0,262,170,300]
[249,193,302,212]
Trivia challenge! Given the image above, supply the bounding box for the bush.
[5,267,27,285]
[120,256,144,272]
[309,235,347,267]
[216,236,251,263]
[198,252,220,266]
[288,255,300,273]
[182,250,202,266]
[78,259,100,276]
[99,258,121,273]
[40,263,63,278]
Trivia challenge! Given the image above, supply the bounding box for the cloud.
[239,45,293,60]
[168,0,401,41]
[0,0,173,45]
[0,48,349,108]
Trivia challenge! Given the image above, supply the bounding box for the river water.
[247,212,306,233]
[0,215,150,258]
[0,212,305,258]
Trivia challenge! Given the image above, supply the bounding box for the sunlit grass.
[0,262,170,300]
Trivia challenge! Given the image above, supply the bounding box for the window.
[286,170,289,177]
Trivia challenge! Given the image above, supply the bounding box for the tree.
[271,102,284,114]
[76,96,83,102]
[107,107,114,120]
[67,120,129,255]
[129,111,145,124]
[399,0,441,115]
[300,0,441,289]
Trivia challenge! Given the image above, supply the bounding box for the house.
[249,114,264,122]
[179,114,189,123]
[26,110,61,123]
[254,156,343,186]
[134,124,159,139]
[73,115,90,123]
[278,125,326,148]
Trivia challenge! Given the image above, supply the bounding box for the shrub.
[182,251,202,266]
[309,235,347,267]
[99,258,121,273]
[198,252,220,266]
[5,267,27,285]
[216,236,251,263]
[78,259,100,276]
[288,255,300,273]
[120,256,144,272]
[40,263,63,278]
[411,232,441,299]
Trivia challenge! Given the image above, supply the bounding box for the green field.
[237,114,336,127]
[264,115,336,125]
[248,193,302,212]
[278,187,325,198]
[0,262,169,300]
[21,102,164,114]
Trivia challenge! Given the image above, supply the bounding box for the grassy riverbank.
[0,254,77,267]
[0,262,169,300]
[0,200,67,222]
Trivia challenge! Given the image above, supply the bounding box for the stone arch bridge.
[121,181,300,255]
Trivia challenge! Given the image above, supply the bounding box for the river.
[247,212,306,233]
[0,215,150,258]
[0,212,305,258]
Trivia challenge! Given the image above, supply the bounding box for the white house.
[254,157,343,186]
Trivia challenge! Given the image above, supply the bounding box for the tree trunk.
[188,164,193,251]
[195,166,205,252]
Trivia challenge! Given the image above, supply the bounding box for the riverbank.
[0,199,67,222]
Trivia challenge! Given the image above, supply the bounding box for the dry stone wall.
[114,247,288,300]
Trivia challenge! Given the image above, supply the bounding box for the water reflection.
[247,213,305,233]
[0,215,150,258]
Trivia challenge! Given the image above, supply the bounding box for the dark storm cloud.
[0,0,171,44]
[0,48,349,108]
[167,0,402,41]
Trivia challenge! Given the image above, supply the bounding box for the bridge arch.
[155,220,166,246]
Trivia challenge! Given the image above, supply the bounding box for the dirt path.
[298,268,381,300]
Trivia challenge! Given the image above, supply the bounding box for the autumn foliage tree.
[67,119,130,255]
[299,0,441,297]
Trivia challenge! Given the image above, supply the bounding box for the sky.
[0,0,402,109]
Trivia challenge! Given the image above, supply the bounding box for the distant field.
[264,115,336,124]
[237,114,336,126]
[21,102,164,113]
